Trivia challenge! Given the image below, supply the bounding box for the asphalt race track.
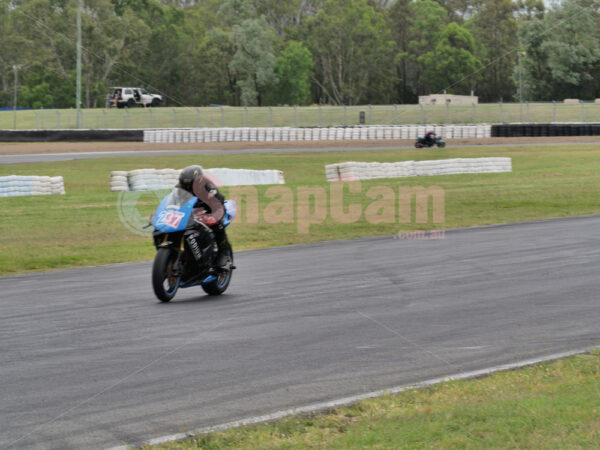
[1,216,599,449]
[3,140,600,164]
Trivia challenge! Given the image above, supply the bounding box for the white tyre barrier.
[109,167,285,191]
[325,157,512,181]
[206,168,285,186]
[142,125,494,143]
[0,175,66,197]
[109,170,129,192]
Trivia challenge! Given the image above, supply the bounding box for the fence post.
[526,101,530,122]
[294,105,298,127]
[318,104,322,127]
[269,106,273,127]
[149,108,153,128]
[393,104,398,125]
[472,102,476,125]
[244,107,248,127]
[344,105,348,126]
[553,101,557,122]
[103,109,107,129]
[368,104,373,125]
[125,109,130,129]
[519,101,523,122]
[497,101,502,124]
[56,110,60,129]
[581,100,585,122]
[196,108,201,128]
[445,101,450,124]
[220,106,225,127]
[420,103,424,125]
[34,111,38,130]
[172,109,176,128]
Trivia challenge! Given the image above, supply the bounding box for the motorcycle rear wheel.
[152,248,181,302]
[202,247,233,296]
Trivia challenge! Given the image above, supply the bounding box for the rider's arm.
[192,176,225,223]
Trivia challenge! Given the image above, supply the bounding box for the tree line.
[1,0,599,109]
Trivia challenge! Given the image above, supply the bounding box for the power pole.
[12,65,19,130]
[518,51,525,122]
[518,51,526,104]
[76,0,82,129]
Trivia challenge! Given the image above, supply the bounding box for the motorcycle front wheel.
[152,248,181,302]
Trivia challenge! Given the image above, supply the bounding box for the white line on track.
[107,346,597,450]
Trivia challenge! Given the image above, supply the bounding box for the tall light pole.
[76,0,82,129]
[518,51,526,104]
[518,51,526,122]
[12,64,20,130]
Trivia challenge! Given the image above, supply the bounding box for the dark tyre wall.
[0,129,144,142]
[491,123,600,137]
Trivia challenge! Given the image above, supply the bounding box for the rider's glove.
[203,215,217,226]
[193,209,217,227]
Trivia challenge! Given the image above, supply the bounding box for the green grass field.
[1,144,600,275]
[2,103,600,130]
[147,351,600,449]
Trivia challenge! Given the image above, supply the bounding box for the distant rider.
[423,130,437,146]
[178,165,231,269]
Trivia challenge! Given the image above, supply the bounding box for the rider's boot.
[213,225,230,269]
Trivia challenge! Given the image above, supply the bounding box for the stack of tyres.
[485,122,600,138]
[496,125,509,137]
[559,125,569,136]
[110,171,129,192]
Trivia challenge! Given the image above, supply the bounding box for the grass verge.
[2,144,600,275]
[145,350,600,449]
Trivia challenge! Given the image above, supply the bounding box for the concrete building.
[419,94,478,105]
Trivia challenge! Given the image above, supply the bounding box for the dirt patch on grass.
[1,136,599,155]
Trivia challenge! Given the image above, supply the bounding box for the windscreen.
[165,187,194,209]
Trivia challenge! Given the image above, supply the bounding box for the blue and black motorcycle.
[415,135,446,148]
[150,187,236,302]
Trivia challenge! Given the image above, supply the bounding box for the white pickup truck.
[111,87,163,108]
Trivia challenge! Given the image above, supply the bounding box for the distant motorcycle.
[150,187,236,302]
[415,136,446,148]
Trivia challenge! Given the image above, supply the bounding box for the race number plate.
[157,210,185,228]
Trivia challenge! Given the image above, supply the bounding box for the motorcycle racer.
[178,165,231,269]
[423,130,437,146]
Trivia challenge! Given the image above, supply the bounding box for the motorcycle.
[150,186,236,302]
[415,136,446,148]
